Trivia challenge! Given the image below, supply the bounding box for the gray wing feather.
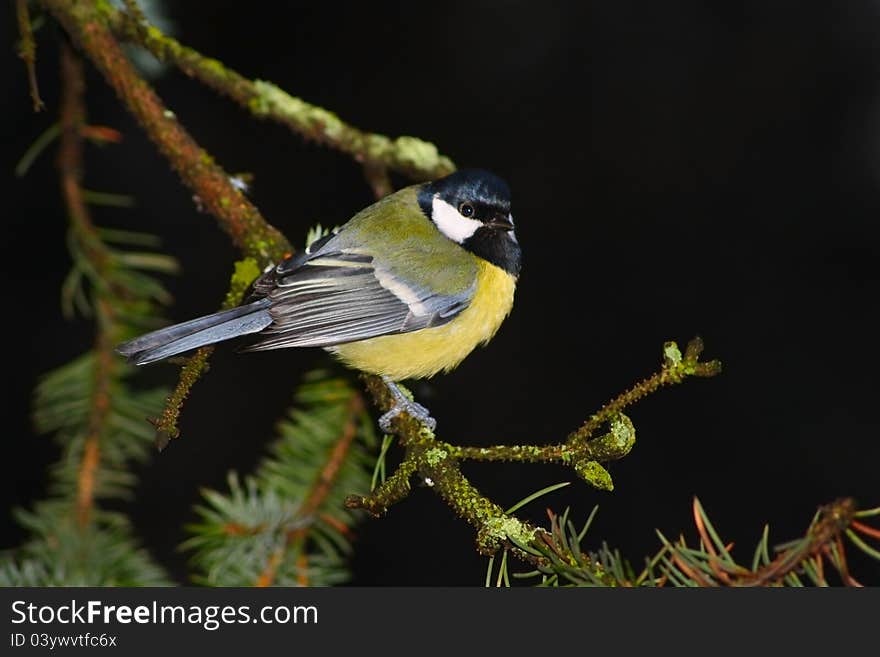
[132,310,272,364]
[245,248,474,351]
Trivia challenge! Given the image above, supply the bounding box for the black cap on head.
[420,169,511,214]
[418,169,513,224]
[418,169,521,276]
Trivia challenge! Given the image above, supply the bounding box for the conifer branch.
[256,394,364,586]
[298,395,365,519]
[2,41,177,586]
[521,497,880,587]
[655,497,878,587]
[59,42,114,528]
[184,374,375,586]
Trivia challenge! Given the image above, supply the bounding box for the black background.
[3,1,879,585]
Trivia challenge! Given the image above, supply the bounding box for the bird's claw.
[378,407,401,433]
[379,378,437,433]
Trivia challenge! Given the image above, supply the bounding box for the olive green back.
[335,186,478,296]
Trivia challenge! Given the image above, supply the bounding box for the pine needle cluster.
[1,228,177,586]
[183,372,376,586]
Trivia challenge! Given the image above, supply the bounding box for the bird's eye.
[459,203,475,218]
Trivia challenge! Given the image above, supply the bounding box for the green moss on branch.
[42,0,291,266]
[109,6,455,182]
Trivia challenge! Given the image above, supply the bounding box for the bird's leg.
[378,376,437,433]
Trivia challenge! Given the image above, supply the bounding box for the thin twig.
[152,346,214,449]
[17,0,45,111]
[569,337,721,445]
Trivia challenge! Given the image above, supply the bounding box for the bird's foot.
[379,378,437,433]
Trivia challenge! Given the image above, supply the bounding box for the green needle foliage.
[35,355,169,501]
[1,226,176,586]
[183,372,377,586]
[4,503,170,587]
[494,497,880,587]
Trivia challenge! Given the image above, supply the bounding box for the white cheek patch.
[432,197,482,243]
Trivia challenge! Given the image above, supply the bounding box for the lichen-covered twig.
[347,375,537,556]
[450,415,635,492]
[569,338,721,445]
[152,258,263,447]
[348,338,721,558]
[444,338,720,492]
[108,3,455,184]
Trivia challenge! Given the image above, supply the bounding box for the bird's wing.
[245,246,475,351]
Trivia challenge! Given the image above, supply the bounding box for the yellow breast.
[329,259,517,381]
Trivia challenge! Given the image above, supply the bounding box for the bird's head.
[418,169,521,276]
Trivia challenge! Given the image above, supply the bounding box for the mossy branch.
[42,0,292,263]
[151,258,263,448]
[108,2,455,184]
[347,338,721,559]
[569,338,721,446]
[448,337,719,492]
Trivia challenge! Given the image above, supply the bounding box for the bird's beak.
[485,213,515,231]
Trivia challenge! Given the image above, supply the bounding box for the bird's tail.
[116,298,273,365]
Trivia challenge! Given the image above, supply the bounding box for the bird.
[116,169,522,431]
